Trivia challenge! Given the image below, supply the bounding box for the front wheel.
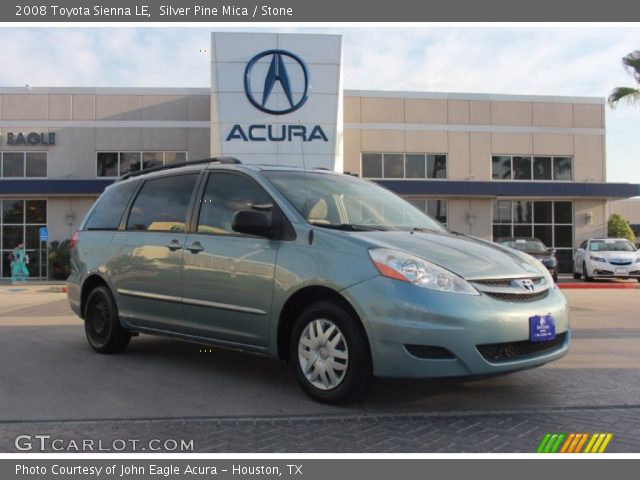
[84,286,131,353]
[290,301,372,404]
[583,262,593,282]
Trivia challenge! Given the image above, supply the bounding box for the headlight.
[635,257,640,263]
[590,255,606,263]
[368,248,479,295]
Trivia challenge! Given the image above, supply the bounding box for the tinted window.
[97,152,118,177]
[554,157,572,180]
[361,154,382,178]
[428,155,447,179]
[85,180,140,230]
[197,173,273,235]
[492,200,512,224]
[513,156,532,180]
[383,154,404,178]
[2,153,24,177]
[405,155,426,178]
[513,201,532,223]
[120,152,141,176]
[533,157,552,180]
[554,202,572,224]
[25,152,47,177]
[127,175,197,232]
[492,156,511,180]
[25,200,46,223]
[534,202,552,223]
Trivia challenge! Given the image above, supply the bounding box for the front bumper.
[587,261,640,278]
[343,276,570,378]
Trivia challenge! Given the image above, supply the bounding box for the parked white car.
[573,238,640,282]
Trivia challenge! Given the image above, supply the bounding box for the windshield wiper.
[411,227,443,234]
[310,223,388,231]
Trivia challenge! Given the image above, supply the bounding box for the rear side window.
[84,180,139,230]
[126,174,198,232]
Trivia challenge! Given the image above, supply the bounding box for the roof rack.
[119,156,241,181]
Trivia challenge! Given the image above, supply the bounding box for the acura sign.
[225,49,328,143]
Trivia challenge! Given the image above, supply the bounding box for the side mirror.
[232,210,274,237]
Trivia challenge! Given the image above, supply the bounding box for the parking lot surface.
[0,285,638,452]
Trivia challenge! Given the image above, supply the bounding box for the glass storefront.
[492,200,573,273]
[1,199,47,279]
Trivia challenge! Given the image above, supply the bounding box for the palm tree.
[608,50,640,108]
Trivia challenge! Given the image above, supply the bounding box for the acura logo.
[244,49,309,115]
[515,279,535,292]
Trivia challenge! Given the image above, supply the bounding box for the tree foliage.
[607,213,635,243]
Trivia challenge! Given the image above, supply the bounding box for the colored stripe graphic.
[538,433,613,453]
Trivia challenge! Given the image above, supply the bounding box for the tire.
[572,271,580,280]
[290,300,372,404]
[583,262,593,282]
[84,286,131,354]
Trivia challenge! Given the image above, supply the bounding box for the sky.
[0,26,638,184]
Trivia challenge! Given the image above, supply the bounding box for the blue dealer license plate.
[529,314,556,342]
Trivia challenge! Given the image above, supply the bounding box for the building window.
[362,153,447,179]
[406,198,448,225]
[1,199,47,279]
[492,155,572,181]
[96,151,187,178]
[0,152,48,178]
[492,200,573,273]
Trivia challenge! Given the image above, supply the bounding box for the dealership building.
[1,31,639,279]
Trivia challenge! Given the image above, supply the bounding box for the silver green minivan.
[67,158,570,404]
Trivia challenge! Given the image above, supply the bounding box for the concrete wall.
[0,88,212,244]
[610,197,640,224]
[343,92,606,182]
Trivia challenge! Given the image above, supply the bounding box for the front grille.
[609,260,632,266]
[473,277,542,287]
[477,332,567,362]
[484,289,549,302]
[405,344,456,360]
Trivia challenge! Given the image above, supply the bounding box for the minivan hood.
[351,230,543,280]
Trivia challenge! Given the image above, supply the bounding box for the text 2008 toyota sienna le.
[67,158,570,404]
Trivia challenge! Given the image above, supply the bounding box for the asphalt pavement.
[0,284,638,452]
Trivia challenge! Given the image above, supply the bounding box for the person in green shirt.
[10,243,29,284]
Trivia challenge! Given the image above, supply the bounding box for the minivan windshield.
[264,171,445,232]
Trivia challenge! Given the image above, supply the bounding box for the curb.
[559,283,639,289]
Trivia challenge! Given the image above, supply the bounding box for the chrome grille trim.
[469,276,550,302]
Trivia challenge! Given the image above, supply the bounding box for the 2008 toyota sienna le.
[67,157,570,404]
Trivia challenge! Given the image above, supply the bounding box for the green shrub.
[607,213,635,243]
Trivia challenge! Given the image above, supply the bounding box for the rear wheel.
[84,286,131,353]
[290,301,372,404]
[583,262,593,282]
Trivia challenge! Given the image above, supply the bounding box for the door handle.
[187,242,204,253]
[166,240,183,251]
